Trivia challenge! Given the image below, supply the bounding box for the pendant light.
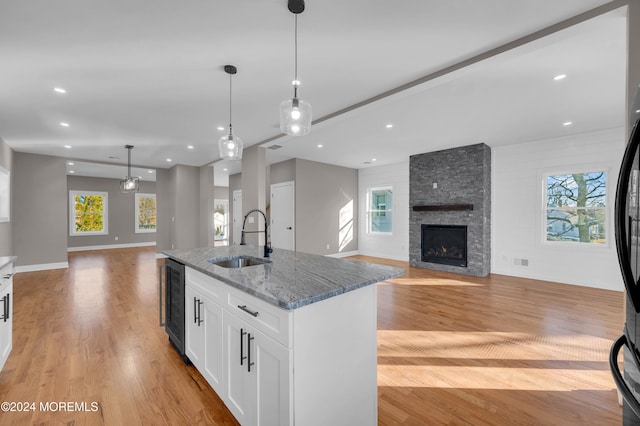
[218,65,243,160]
[280,0,312,136]
[120,145,139,193]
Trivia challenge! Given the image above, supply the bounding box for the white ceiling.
[0,1,627,185]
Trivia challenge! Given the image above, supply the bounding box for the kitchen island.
[163,245,403,426]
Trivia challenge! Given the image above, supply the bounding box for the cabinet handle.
[193,297,198,324]
[4,293,8,322]
[197,300,203,326]
[240,328,247,366]
[247,333,255,373]
[2,273,13,280]
[158,264,165,327]
[1,293,7,322]
[237,305,259,317]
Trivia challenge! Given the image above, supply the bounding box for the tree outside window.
[135,193,156,233]
[70,190,108,236]
[367,186,393,234]
[545,172,606,244]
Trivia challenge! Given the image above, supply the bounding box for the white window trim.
[69,190,109,236]
[539,166,611,248]
[366,185,394,235]
[135,193,157,234]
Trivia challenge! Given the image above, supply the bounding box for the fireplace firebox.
[421,224,467,267]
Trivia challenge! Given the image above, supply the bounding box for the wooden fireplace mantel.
[412,204,474,212]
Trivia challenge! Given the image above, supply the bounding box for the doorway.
[270,181,295,251]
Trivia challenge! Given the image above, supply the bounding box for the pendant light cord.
[294,14,298,99]
[127,147,131,178]
[228,71,233,135]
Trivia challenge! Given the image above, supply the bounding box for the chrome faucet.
[240,209,273,258]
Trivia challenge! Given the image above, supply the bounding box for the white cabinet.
[184,265,378,426]
[0,262,14,373]
[223,310,291,426]
[185,269,224,395]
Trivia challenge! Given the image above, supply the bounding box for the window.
[545,171,606,244]
[135,193,157,233]
[70,190,108,236]
[367,186,393,234]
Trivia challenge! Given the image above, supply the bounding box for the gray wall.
[409,143,491,277]
[156,168,171,253]
[67,175,157,248]
[241,145,267,245]
[13,152,68,267]
[0,138,12,256]
[200,165,214,247]
[295,159,358,255]
[270,159,295,186]
[172,165,200,250]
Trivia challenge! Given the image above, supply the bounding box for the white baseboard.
[67,241,156,252]
[15,262,69,273]
[325,250,360,258]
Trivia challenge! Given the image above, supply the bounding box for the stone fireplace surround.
[409,143,491,277]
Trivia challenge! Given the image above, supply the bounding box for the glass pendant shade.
[120,177,140,193]
[218,132,243,161]
[280,97,312,136]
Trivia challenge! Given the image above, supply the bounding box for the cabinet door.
[223,313,255,426]
[224,311,291,426]
[185,285,204,366]
[254,329,291,426]
[0,280,12,372]
[202,297,224,395]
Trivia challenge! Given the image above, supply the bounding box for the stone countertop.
[0,256,17,271]
[163,245,404,310]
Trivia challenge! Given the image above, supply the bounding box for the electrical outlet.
[115,236,118,241]
[326,243,330,250]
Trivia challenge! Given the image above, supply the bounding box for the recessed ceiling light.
[553,74,567,81]
[386,124,393,129]
[187,145,194,150]
[60,122,69,127]
[563,121,573,126]
[217,126,225,131]
[64,145,72,149]
[54,87,67,94]
[223,168,228,171]
[317,144,323,148]
[166,158,172,162]
[372,158,377,162]
[636,109,640,113]
[147,170,154,174]
[69,170,75,174]
[68,162,74,166]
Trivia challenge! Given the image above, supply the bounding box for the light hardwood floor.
[0,247,624,425]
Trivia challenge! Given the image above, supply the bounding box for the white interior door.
[232,190,242,245]
[270,182,295,251]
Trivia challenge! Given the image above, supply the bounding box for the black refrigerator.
[610,86,640,424]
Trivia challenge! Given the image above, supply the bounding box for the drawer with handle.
[226,285,292,348]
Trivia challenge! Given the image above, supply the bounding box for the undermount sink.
[207,255,271,269]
